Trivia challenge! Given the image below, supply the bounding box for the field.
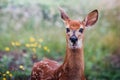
[0,0,120,80]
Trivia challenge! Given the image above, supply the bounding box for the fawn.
[31,8,98,80]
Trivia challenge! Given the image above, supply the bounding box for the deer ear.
[59,8,70,21]
[83,9,98,27]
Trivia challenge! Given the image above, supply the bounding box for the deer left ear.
[59,8,70,22]
[83,9,98,27]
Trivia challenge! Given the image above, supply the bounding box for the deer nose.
[70,36,78,43]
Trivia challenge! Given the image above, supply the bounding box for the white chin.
[71,46,78,49]
[69,42,78,49]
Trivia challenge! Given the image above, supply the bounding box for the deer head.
[59,8,98,49]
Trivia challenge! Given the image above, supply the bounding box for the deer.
[31,8,98,80]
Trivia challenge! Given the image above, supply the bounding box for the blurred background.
[0,0,120,80]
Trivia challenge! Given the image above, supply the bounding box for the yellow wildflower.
[19,65,24,69]
[32,48,36,53]
[34,42,38,47]
[2,78,6,80]
[47,49,50,53]
[11,42,15,46]
[19,65,25,70]
[25,44,30,48]
[31,43,37,47]
[6,71,10,74]
[5,47,10,52]
[15,42,21,46]
[39,38,43,43]
[29,37,35,42]
[43,46,50,52]
[3,74,6,76]
[9,73,13,77]
[43,46,48,51]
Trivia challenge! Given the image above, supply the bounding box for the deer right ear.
[59,8,70,22]
[83,9,98,27]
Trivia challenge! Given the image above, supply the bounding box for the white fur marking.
[66,24,69,28]
[77,39,83,48]
[80,25,84,28]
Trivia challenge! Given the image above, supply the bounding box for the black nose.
[70,36,78,43]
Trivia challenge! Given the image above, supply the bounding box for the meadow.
[0,0,120,80]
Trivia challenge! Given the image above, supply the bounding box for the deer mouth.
[72,45,77,49]
[72,42,77,47]
[69,41,78,49]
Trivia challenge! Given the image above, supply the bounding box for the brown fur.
[69,20,81,29]
[31,59,59,80]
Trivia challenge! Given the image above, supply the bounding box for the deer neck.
[63,47,84,72]
[58,43,85,80]
[54,41,85,80]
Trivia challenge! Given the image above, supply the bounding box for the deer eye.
[66,28,70,33]
[79,28,84,33]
